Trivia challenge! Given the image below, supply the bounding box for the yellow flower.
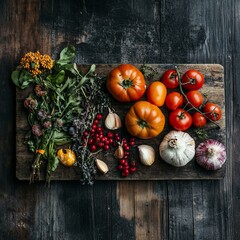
[20,51,54,76]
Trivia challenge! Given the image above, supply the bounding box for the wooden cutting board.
[16,64,225,181]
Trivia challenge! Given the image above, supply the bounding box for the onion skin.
[196,139,226,170]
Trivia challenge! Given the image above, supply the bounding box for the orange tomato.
[125,101,165,139]
[106,64,146,102]
[146,81,167,107]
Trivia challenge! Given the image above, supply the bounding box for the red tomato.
[161,69,179,89]
[146,81,167,107]
[185,90,204,108]
[169,108,192,131]
[192,112,207,127]
[107,64,146,102]
[181,69,204,90]
[165,92,184,110]
[203,102,222,121]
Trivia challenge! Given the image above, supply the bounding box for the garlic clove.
[105,108,122,130]
[138,145,155,166]
[114,144,124,159]
[95,159,109,174]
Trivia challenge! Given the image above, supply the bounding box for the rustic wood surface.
[16,64,226,181]
[0,0,235,239]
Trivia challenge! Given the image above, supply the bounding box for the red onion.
[196,139,226,170]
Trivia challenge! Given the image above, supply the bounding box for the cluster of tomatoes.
[161,69,222,131]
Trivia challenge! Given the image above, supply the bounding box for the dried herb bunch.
[11,46,111,184]
[70,76,111,185]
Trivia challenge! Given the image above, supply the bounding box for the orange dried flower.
[20,51,54,76]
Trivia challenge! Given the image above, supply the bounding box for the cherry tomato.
[169,108,192,131]
[203,102,222,121]
[181,69,204,90]
[161,69,179,89]
[185,90,204,108]
[192,112,207,127]
[146,81,167,107]
[165,92,184,110]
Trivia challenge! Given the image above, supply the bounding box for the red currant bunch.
[115,137,136,177]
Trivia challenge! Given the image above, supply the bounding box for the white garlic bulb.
[138,145,155,166]
[159,130,195,167]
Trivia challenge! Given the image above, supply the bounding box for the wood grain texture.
[0,0,235,239]
[15,64,226,181]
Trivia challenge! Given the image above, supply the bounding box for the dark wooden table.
[0,0,236,239]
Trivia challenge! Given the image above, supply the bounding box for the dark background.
[0,0,237,239]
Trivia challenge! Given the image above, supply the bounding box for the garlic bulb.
[105,108,122,130]
[159,131,195,167]
[138,145,155,166]
[196,139,226,170]
[95,159,109,174]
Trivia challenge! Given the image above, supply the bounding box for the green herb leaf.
[57,45,76,66]
[11,70,21,87]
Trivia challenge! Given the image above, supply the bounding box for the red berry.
[109,139,113,144]
[118,165,123,171]
[95,137,100,142]
[97,126,102,132]
[103,145,110,151]
[122,171,129,177]
[96,113,103,120]
[123,143,128,148]
[119,159,126,165]
[92,124,97,129]
[98,142,104,147]
[83,131,89,137]
[93,119,99,125]
[130,167,136,173]
[115,136,121,141]
[124,169,129,175]
[90,145,97,152]
[87,138,93,145]
[124,151,130,156]
[130,138,135,142]
[90,129,95,133]
[107,132,113,138]
[114,133,119,138]
[124,146,130,151]
[122,138,127,143]
[129,141,135,146]
[124,162,129,167]
[105,140,110,145]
